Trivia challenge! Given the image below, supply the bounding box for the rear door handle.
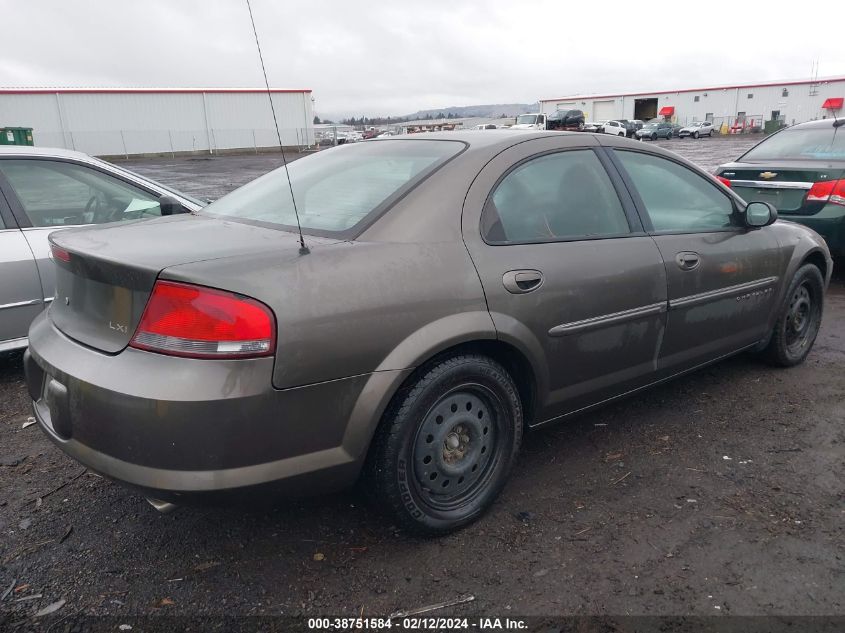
[675,252,700,271]
[503,269,544,294]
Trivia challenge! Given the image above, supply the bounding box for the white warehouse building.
[0,88,315,157]
[539,76,845,130]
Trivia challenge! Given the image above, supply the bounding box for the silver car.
[678,121,715,138]
[0,147,203,353]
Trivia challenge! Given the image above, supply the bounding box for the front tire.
[693,131,699,139]
[366,354,523,535]
[762,264,824,367]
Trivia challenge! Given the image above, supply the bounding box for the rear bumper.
[781,207,845,257]
[25,312,409,502]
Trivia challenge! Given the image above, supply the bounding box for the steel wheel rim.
[412,385,501,511]
[785,282,817,353]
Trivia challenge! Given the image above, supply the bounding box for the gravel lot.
[1,135,842,627]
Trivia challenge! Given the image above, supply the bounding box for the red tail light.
[51,244,71,262]
[807,179,845,206]
[716,176,732,188]
[130,281,276,359]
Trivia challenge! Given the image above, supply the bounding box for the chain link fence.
[34,127,315,158]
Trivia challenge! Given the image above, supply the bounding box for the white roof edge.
[540,75,845,103]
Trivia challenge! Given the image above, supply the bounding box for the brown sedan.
[25,131,832,534]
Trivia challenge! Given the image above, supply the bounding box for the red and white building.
[539,76,845,130]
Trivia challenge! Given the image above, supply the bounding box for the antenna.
[245,0,309,255]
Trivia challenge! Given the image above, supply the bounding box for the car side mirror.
[745,201,777,228]
[159,195,187,216]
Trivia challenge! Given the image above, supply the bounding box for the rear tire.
[762,264,824,367]
[693,131,699,139]
[365,354,523,535]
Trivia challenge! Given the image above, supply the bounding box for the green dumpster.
[763,119,784,135]
[0,127,34,146]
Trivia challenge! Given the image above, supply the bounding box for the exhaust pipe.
[146,497,178,514]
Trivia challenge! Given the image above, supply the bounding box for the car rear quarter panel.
[162,240,493,391]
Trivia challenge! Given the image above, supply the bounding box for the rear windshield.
[741,125,845,161]
[202,140,463,237]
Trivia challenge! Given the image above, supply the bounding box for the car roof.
[0,145,95,160]
[786,118,843,130]
[372,129,572,151]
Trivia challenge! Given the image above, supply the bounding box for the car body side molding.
[668,276,779,310]
[548,302,667,337]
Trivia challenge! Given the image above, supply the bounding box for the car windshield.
[516,115,538,125]
[202,140,463,236]
[643,123,658,129]
[740,125,845,160]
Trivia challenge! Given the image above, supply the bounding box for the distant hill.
[403,103,539,120]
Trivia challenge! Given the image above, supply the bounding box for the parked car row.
[15,130,833,535]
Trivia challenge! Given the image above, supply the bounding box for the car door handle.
[675,252,700,271]
[502,270,544,294]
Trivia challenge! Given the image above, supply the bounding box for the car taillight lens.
[51,244,71,262]
[130,281,276,359]
[806,179,845,206]
[716,176,732,188]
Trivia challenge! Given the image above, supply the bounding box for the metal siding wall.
[0,91,313,156]
[0,94,65,147]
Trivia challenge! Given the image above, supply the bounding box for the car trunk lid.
[719,161,845,215]
[48,214,334,353]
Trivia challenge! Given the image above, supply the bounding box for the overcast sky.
[2,0,843,119]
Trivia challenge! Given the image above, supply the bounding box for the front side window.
[204,140,462,236]
[615,150,737,232]
[0,160,162,227]
[482,150,630,243]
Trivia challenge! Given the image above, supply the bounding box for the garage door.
[592,100,615,121]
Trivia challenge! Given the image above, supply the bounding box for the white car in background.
[678,121,715,138]
[0,146,203,353]
[601,120,627,136]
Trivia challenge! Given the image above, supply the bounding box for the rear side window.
[204,140,462,237]
[0,160,162,227]
[482,150,630,243]
[740,126,845,160]
[615,150,737,232]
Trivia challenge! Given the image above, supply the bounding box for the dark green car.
[717,118,845,256]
